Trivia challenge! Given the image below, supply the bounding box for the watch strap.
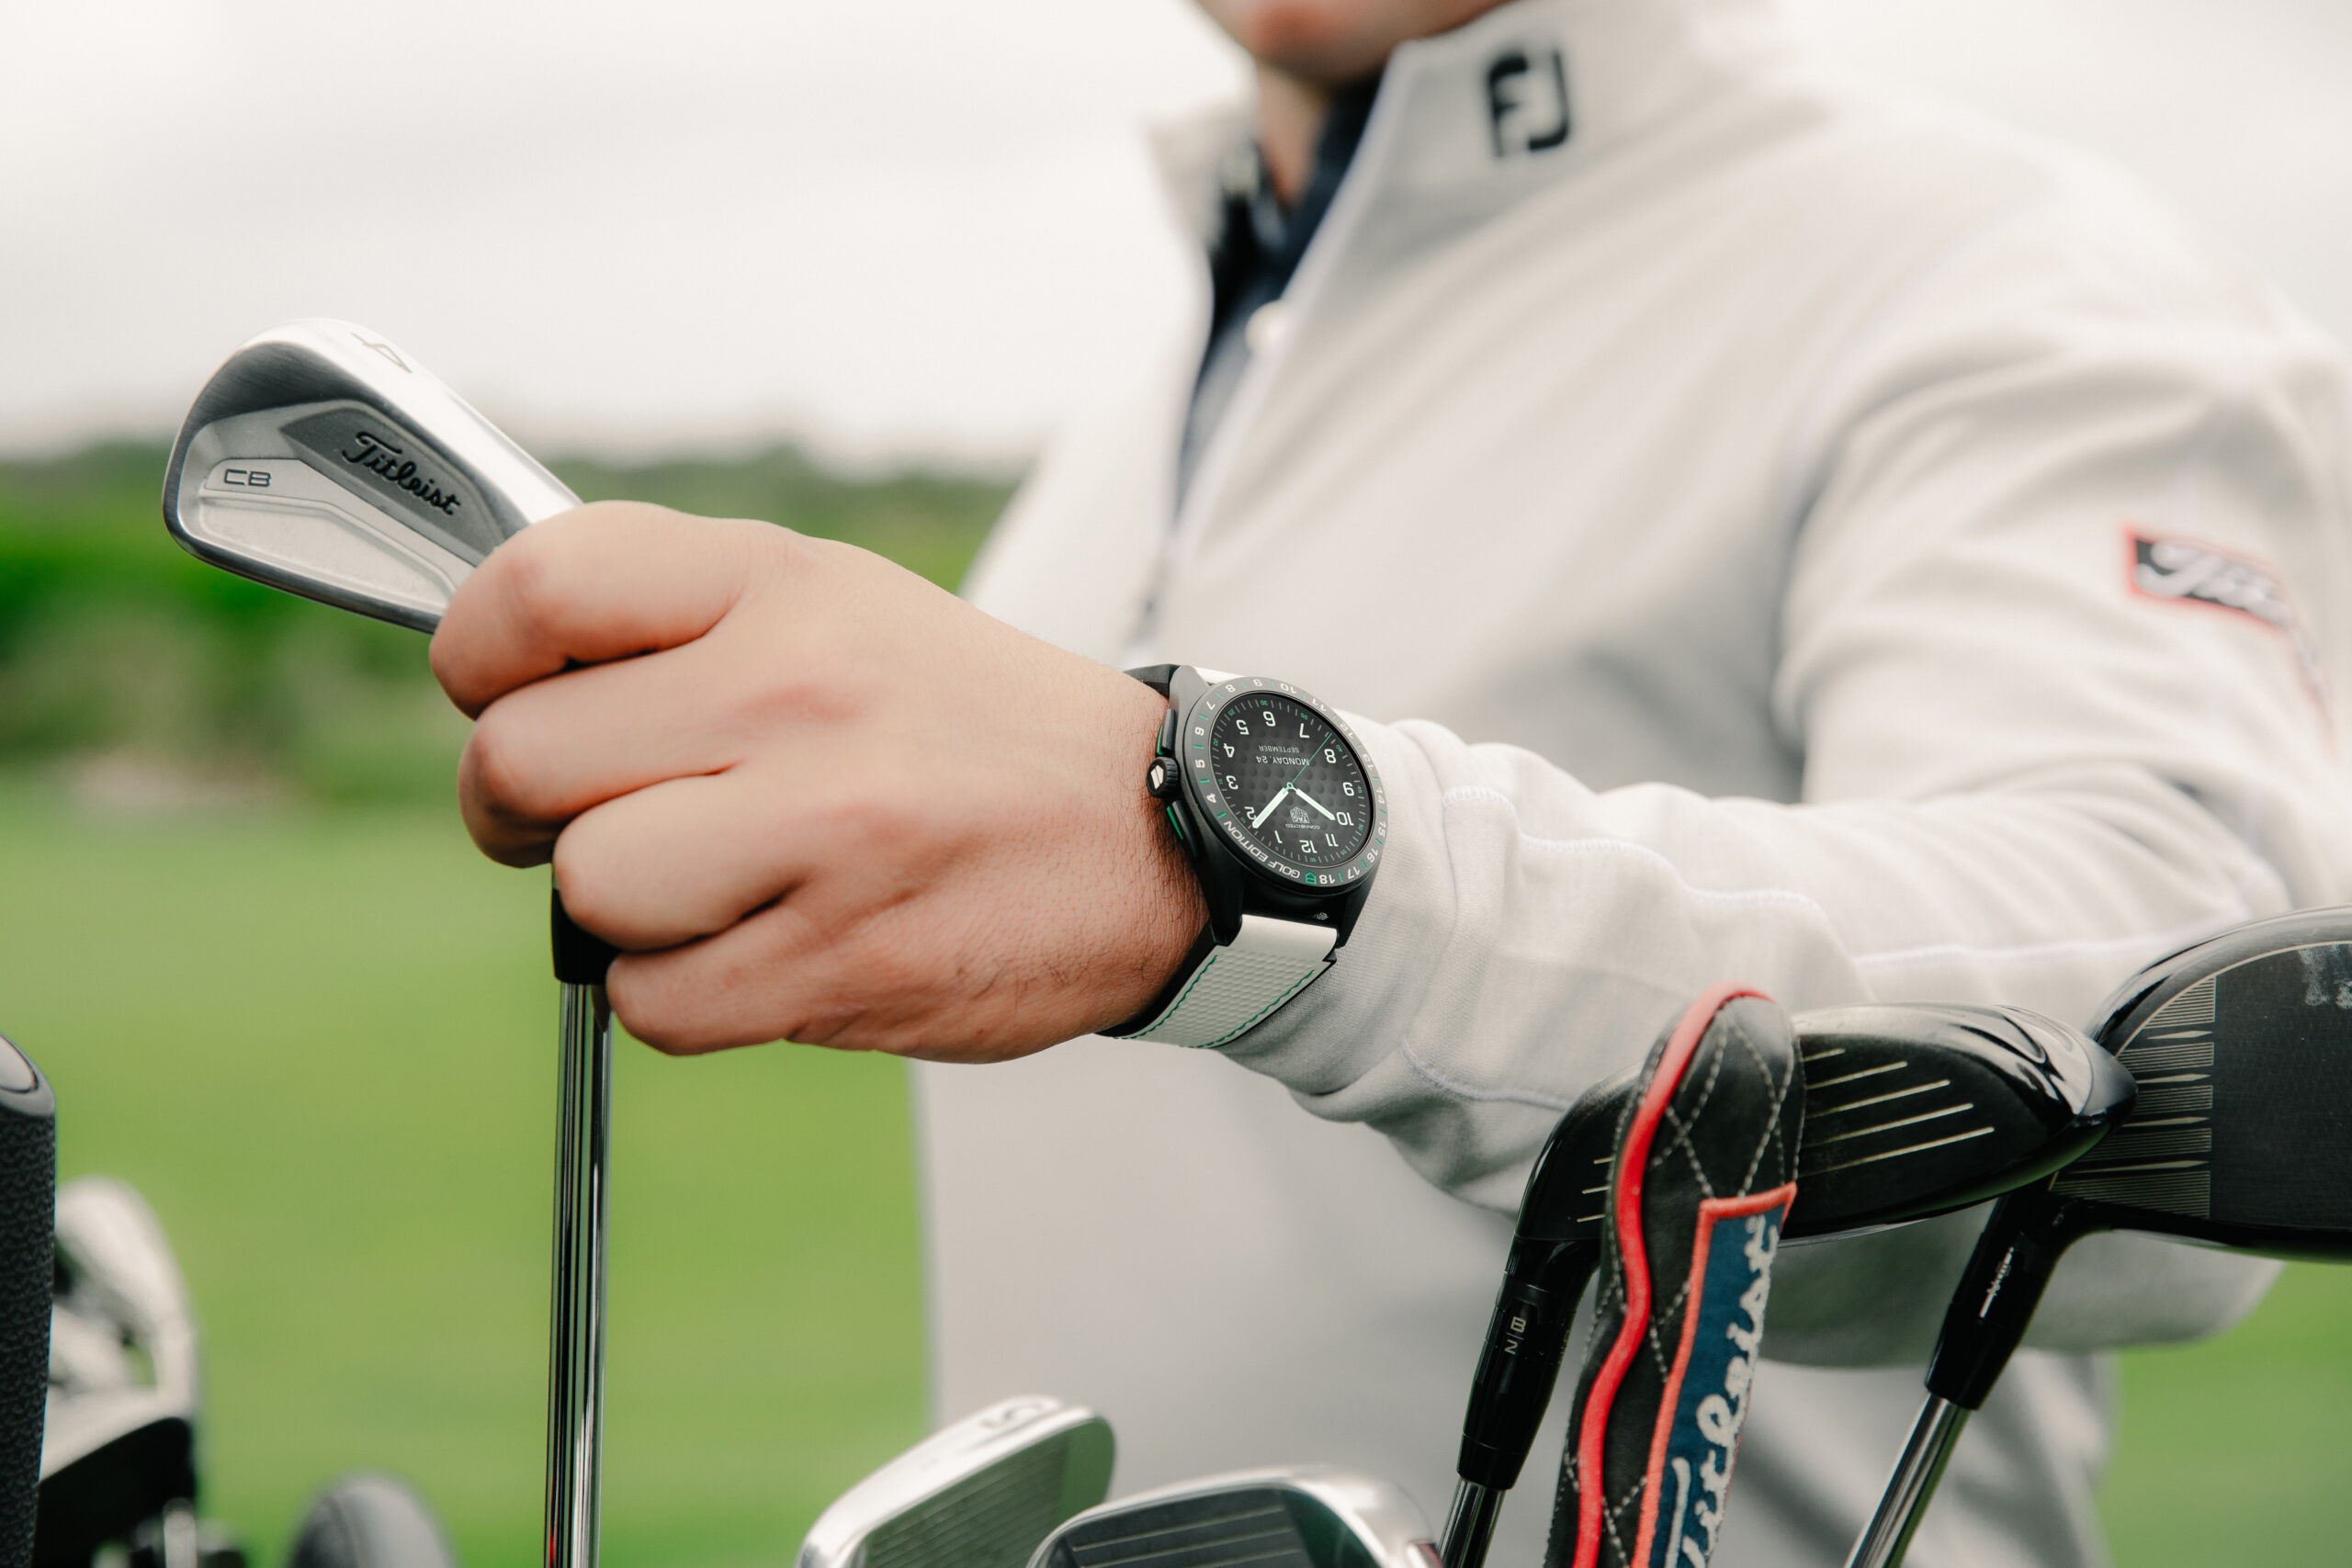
[1103,914,1338,1049]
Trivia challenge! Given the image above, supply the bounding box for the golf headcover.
[1544,986,1801,1568]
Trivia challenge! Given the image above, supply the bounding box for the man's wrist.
[1100,670,1211,1032]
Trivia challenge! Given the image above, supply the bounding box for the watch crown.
[1147,759,1180,800]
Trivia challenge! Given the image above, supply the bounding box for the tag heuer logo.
[1288,806,1310,825]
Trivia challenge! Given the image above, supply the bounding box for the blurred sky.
[3,0,2348,465]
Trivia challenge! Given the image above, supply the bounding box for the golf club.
[2,1031,55,1568]
[1846,905,2352,1568]
[797,1396,1114,1568]
[287,1475,459,1568]
[1442,1003,2132,1568]
[164,321,616,1568]
[1027,1468,1440,1568]
[40,1178,205,1568]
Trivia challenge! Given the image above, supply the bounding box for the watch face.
[1182,680,1385,890]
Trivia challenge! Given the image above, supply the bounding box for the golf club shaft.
[1843,1396,1968,1568]
[1438,1480,1503,1568]
[544,979,613,1568]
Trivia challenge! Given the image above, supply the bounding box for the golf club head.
[42,1179,200,1481]
[50,1178,199,1425]
[1928,905,2352,1412]
[1448,1004,2127,1501]
[164,319,578,632]
[1787,1003,2132,1236]
[288,1474,457,1568]
[1849,908,2352,1568]
[40,1179,204,1568]
[1029,1469,1439,1568]
[797,1396,1114,1568]
[2051,905,2352,1252]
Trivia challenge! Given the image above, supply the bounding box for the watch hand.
[1250,734,1339,833]
[1250,785,1294,829]
[1268,736,1333,802]
[1292,787,1339,820]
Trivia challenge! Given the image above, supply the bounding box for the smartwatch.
[1105,665,1387,1048]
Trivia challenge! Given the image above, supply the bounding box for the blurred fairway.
[0,784,925,1568]
[6,786,2352,1568]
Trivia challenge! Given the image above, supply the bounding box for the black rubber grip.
[551,892,620,985]
[0,1039,57,1568]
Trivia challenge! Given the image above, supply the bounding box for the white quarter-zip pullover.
[918,2,2352,1563]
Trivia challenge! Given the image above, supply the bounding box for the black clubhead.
[1931,906,2352,1412]
[2052,907,2352,1254]
[1849,909,2352,1568]
[1787,1004,2134,1238]
[1447,1002,2132,1562]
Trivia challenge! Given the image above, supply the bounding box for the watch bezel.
[1175,675,1387,896]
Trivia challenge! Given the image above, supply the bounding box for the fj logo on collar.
[2126,527,2324,703]
[1486,46,1571,159]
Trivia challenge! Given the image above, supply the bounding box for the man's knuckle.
[494,532,573,642]
[465,712,549,819]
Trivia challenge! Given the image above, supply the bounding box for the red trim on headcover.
[1569,983,1767,1568]
[1630,1182,1796,1568]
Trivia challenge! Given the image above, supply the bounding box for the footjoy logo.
[1485,46,1570,159]
[339,431,464,517]
[1651,1201,1784,1568]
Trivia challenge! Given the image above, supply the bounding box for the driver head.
[1925,908,2352,1413]
[797,1396,1114,1568]
[163,320,577,631]
[2052,906,2352,1254]
[1029,1469,1438,1568]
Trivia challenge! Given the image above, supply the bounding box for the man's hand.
[428,502,1206,1061]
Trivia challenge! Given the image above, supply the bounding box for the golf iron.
[1441,1002,2133,1568]
[1846,906,2352,1568]
[1027,1468,1440,1568]
[40,1178,208,1568]
[797,1396,1114,1568]
[164,320,616,1568]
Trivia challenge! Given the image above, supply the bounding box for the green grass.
[0,786,924,1568]
[5,787,2350,1568]
[2102,1266,2352,1563]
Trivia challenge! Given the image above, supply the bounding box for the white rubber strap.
[1124,914,1338,1049]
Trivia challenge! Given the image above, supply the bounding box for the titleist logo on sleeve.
[2127,529,2323,703]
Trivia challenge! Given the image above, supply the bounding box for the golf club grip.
[0,1042,57,1568]
[1455,1239,1602,1489]
[552,893,619,985]
[1923,1192,2076,1409]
